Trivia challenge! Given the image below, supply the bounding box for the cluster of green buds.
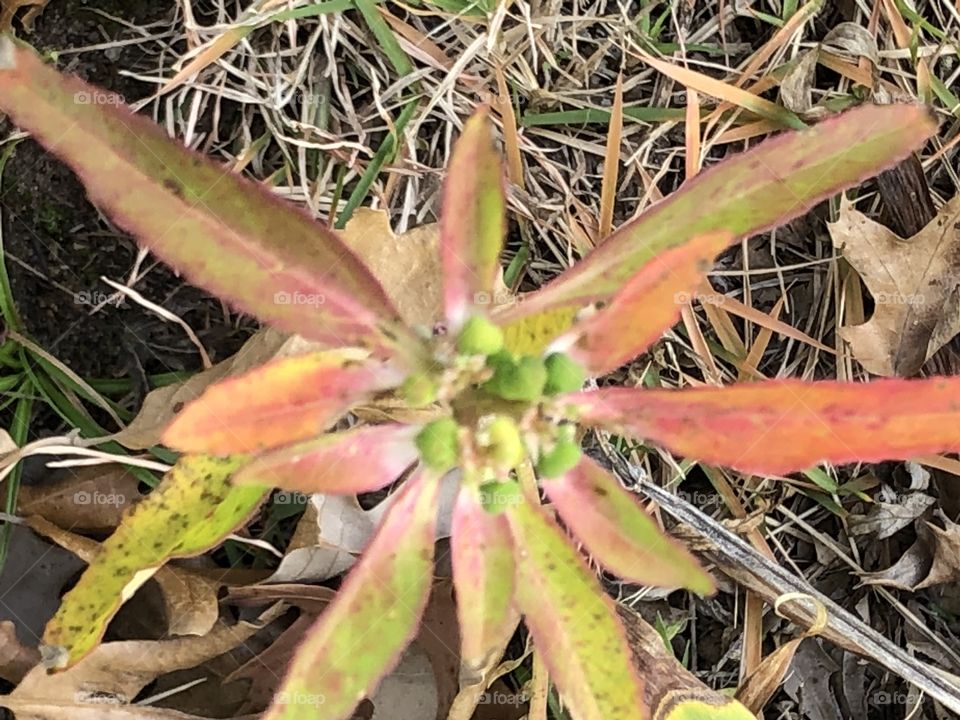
[411,316,586,481]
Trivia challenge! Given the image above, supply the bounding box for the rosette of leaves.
[1,34,958,720]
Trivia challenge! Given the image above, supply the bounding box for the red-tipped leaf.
[0,37,411,354]
[441,110,507,329]
[569,377,960,474]
[233,424,419,493]
[554,231,733,374]
[497,105,936,326]
[506,495,646,720]
[263,469,439,720]
[451,484,519,674]
[544,457,714,593]
[163,352,402,454]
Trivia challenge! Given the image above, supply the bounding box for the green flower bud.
[483,355,547,402]
[543,352,586,395]
[457,316,504,356]
[483,415,526,469]
[415,418,460,470]
[400,374,438,407]
[536,439,582,478]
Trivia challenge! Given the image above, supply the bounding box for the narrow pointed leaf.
[544,457,714,594]
[569,377,960,474]
[451,484,519,673]
[43,455,266,668]
[506,497,645,720]
[0,37,410,352]
[554,231,733,374]
[496,105,936,332]
[441,110,507,329]
[234,424,419,493]
[263,469,439,720]
[163,351,402,454]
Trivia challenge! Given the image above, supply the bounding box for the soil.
[0,0,255,416]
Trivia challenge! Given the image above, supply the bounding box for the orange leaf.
[555,231,734,374]
[570,377,960,474]
[163,352,402,454]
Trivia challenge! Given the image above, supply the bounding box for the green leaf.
[0,37,411,355]
[451,484,518,673]
[441,110,507,329]
[506,497,645,720]
[42,455,267,667]
[496,104,937,335]
[543,457,714,594]
[264,469,440,720]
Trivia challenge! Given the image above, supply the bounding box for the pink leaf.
[451,484,518,673]
[496,104,936,326]
[441,110,507,329]
[0,38,411,353]
[555,231,733,374]
[233,424,419,494]
[263,469,439,720]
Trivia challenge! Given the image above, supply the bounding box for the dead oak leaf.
[916,513,960,589]
[829,195,960,376]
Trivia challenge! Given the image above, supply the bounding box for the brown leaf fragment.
[17,465,144,532]
[12,605,283,705]
[339,208,443,328]
[860,535,932,590]
[0,621,39,684]
[847,493,935,539]
[0,0,48,30]
[830,195,960,376]
[916,513,960,589]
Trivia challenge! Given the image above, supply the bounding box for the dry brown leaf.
[916,513,960,589]
[339,207,443,327]
[25,516,222,638]
[861,534,932,590]
[17,465,144,532]
[830,195,960,376]
[0,621,39,684]
[10,604,283,708]
[0,0,48,30]
[735,594,827,714]
[0,700,228,720]
[861,512,960,590]
[847,493,936,539]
